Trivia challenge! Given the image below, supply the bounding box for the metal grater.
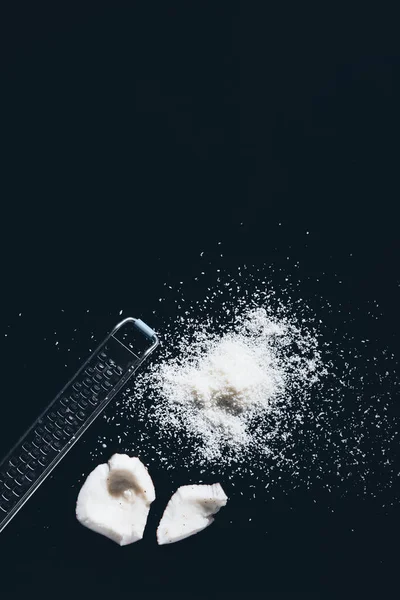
[0,317,159,534]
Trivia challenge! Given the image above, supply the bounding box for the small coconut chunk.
[76,454,155,546]
[157,483,228,545]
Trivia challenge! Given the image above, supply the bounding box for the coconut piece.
[76,454,155,546]
[157,483,228,545]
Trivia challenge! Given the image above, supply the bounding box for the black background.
[1,2,399,598]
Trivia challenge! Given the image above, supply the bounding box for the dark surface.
[1,3,399,598]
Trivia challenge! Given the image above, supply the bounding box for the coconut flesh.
[76,454,155,546]
[157,483,228,545]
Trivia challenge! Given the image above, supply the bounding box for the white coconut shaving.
[104,288,331,481]
[95,264,399,509]
[146,307,323,465]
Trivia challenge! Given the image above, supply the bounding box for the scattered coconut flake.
[90,265,399,511]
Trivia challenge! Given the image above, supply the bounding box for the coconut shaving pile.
[140,306,324,466]
[93,265,398,510]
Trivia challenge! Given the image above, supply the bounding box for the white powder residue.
[146,307,324,465]
[94,265,399,510]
